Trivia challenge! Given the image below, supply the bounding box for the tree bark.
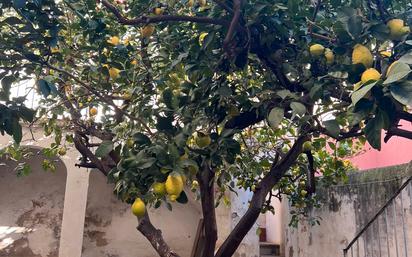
[214,136,307,257]
[137,213,181,257]
[197,165,218,257]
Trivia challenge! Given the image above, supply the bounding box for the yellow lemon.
[309,44,325,57]
[387,19,410,40]
[107,36,120,45]
[89,107,98,116]
[165,174,184,201]
[300,189,308,197]
[131,59,138,65]
[131,198,146,217]
[58,147,67,156]
[361,68,381,84]
[187,0,194,7]
[352,44,373,68]
[121,92,132,100]
[152,182,166,197]
[324,48,334,64]
[51,47,60,53]
[141,24,155,38]
[379,51,392,58]
[154,7,164,15]
[195,133,211,148]
[109,67,121,79]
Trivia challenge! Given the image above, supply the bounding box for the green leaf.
[399,53,412,64]
[133,133,151,146]
[390,81,412,106]
[290,102,306,117]
[176,191,188,204]
[18,106,35,122]
[37,79,51,97]
[351,82,376,106]
[323,119,340,138]
[13,0,26,8]
[267,107,284,129]
[383,62,411,85]
[95,141,114,157]
[12,120,22,144]
[363,113,384,150]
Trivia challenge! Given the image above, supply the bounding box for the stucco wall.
[1,127,259,257]
[283,162,412,257]
[81,170,203,257]
[0,148,67,257]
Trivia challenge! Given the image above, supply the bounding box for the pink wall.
[350,120,412,170]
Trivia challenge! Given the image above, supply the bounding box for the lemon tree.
[1,0,412,257]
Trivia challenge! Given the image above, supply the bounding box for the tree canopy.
[1,0,412,256]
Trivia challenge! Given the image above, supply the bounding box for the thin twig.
[99,0,228,26]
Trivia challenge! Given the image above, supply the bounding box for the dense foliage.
[1,0,412,256]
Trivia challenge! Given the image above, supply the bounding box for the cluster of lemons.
[131,132,211,218]
[310,18,410,90]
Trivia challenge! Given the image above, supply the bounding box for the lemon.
[387,19,410,40]
[309,44,325,57]
[379,51,392,58]
[165,173,184,201]
[361,68,381,84]
[386,61,398,76]
[187,0,194,7]
[191,180,199,189]
[352,44,373,68]
[89,107,98,116]
[126,138,134,148]
[131,198,146,217]
[300,189,308,197]
[195,133,211,148]
[122,92,132,100]
[141,24,155,38]
[108,67,120,79]
[51,47,60,53]
[198,0,206,7]
[131,59,138,65]
[107,36,120,45]
[324,48,334,64]
[152,182,166,197]
[154,7,164,15]
[58,147,67,156]
[302,141,313,152]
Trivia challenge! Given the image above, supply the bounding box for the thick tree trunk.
[214,136,306,257]
[137,213,181,257]
[198,165,218,257]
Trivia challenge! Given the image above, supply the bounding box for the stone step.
[259,242,280,256]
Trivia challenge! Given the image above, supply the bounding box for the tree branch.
[384,127,412,143]
[197,165,218,257]
[99,0,228,26]
[223,0,241,50]
[137,213,181,257]
[214,136,307,257]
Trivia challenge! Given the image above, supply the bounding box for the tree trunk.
[215,136,306,257]
[198,165,218,257]
[137,213,181,257]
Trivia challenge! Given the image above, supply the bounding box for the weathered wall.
[283,162,412,257]
[1,127,259,257]
[81,170,203,257]
[0,148,67,257]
